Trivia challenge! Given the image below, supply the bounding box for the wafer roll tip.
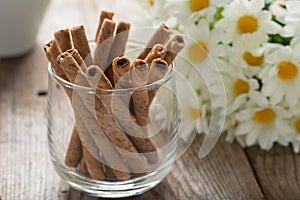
[152,58,168,69]
[133,59,148,71]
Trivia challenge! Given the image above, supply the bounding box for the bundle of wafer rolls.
[44,10,185,181]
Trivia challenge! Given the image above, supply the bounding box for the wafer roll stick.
[137,24,171,60]
[130,60,159,163]
[131,59,149,126]
[64,127,83,167]
[148,59,169,102]
[82,147,105,180]
[44,40,83,168]
[163,34,185,65]
[145,44,167,65]
[86,65,113,109]
[54,28,72,52]
[95,10,114,42]
[112,56,132,88]
[86,65,117,179]
[66,49,87,72]
[44,40,66,80]
[71,25,93,66]
[105,21,131,84]
[58,54,150,174]
[78,154,88,174]
[86,65,112,89]
[94,19,116,71]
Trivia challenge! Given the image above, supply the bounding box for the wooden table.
[1,0,300,199]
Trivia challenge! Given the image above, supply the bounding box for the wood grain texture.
[247,145,300,200]
[51,136,263,200]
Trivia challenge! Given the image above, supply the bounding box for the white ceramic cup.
[0,0,50,58]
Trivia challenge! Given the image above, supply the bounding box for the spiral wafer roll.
[105,21,131,84]
[54,28,72,52]
[95,10,115,42]
[66,49,87,72]
[44,40,83,168]
[94,19,116,71]
[71,25,93,66]
[137,24,171,60]
[163,34,185,65]
[144,44,167,65]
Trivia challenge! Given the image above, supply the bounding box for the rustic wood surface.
[0,0,300,199]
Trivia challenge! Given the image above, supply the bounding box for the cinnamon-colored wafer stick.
[145,44,167,65]
[54,28,72,52]
[71,25,93,66]
[131,59,149,126]
[82,147,105,180]
[64,127,82,167]
[148,58,169,102]
[86,65,112,89]
[66,49,87,72]
[44,40,83,169]
[137,24,171,60]
[57,53,91,87]
[94,19,116,71]
[78,155,88,174]
[43,40,66,80]
[112,56,132,88]
[163,34,185,65]
[105,21,131,84]
[95,10,114,42]
[130,60,159,163]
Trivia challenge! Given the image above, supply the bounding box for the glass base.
[52,159,172,198]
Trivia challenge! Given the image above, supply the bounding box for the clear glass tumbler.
[47,41,179,198]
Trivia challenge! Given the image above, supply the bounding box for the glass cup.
[47,41,179,198]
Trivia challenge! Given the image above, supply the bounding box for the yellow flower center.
[190,0,210,12]
[149,0,154,6]
[233,78,249,95]
[243,51,264,66]
[277,61,298,80]
[189,107,202,120]
[188,42,208,62]
[252,108,276,124]
[295,118,300,134]
[238,15,258,34]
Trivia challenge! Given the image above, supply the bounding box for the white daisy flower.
[180,20,226,86]
[260,45,300,107]
[216,0,280,45]
[234,95,292,150]
[280,0,300,37]
[166,0,231,27]
[132,0,177,28]
[177,79,209,142]
[228,40,266,76]
[211,67,260,113]
[288,103,300,153]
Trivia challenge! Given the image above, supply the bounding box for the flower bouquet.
[134,0,300,152]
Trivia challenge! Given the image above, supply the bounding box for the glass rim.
[47,40,176,94]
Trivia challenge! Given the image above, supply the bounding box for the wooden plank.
[0,46,61,199]
[247,145,300,200]
[60,136,263,200]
